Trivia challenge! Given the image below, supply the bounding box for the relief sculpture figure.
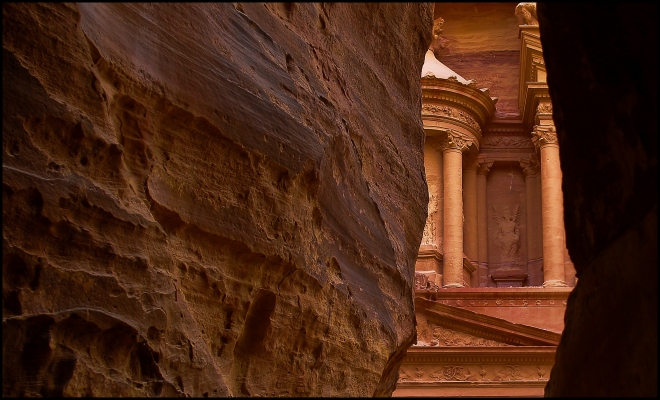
[421,192,438,246]
[492,204,521,267]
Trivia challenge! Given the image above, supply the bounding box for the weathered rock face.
[537,3,657,397]
[2,3,433,397]
[431,2,521,118]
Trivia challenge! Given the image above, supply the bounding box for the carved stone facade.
[396,3,575,397]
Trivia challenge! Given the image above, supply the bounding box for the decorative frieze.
[481,135,533,148]
[429,298,567,307]
[422,104,482,134]
[398,363,552,383]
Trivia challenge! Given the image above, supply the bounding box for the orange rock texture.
[431,3,521,118]
[2,3,433,396]
[537,3,657,397]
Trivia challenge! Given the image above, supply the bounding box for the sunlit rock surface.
[2,3,433,396]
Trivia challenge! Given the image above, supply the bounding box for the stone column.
[463,152,479,287]
[520,154,543,286]
[441,131,473,288]
[476,156,492,287]
[532,122,567,287]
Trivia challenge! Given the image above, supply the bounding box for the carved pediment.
[416,297,561,346]
[416,321,511,348]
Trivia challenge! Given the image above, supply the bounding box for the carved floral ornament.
[536,102,552,114]
[519,154,540,177]
[398,363,550,383]
[476,155,493,175]
[531,125,558,148]
[422,103,482,134]
[430,129,475,152]
[482,136,534,148]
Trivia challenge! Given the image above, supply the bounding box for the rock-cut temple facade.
[393,3,575,397]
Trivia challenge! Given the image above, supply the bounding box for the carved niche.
[492,204,521,267]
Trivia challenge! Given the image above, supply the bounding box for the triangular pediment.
[415,297,561,346]
[417,317,511,347]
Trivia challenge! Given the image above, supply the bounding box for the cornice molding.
[416,287,572,302]
[421,78,497,129]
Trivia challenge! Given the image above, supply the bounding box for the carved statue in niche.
[421,191,438,246]
[430,17,450,55]
[492,204,521,268]
[515,2,538,25]
[432,17,444,40]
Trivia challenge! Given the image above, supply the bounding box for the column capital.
[531,124,558,149]
[463,152,480,172]
[435,130,474,153]
[519,154,540,178]
[476,155,493,175]
[536,102,552,115]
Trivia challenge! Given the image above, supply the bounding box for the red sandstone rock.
[2,3,433,396]
[537,3,657,397]
[431,3,521,118]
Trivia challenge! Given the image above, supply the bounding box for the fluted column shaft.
[533,124,567,287]
[463,155,479,287]
[439,131,474,288]
[521,155,543,286]
[443,147,464,287]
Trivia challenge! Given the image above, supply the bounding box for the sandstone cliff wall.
[2,3,433,396]
[537,3,657,396]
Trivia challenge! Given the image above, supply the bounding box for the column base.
[443,283,464,288]
[542,279,568,287]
